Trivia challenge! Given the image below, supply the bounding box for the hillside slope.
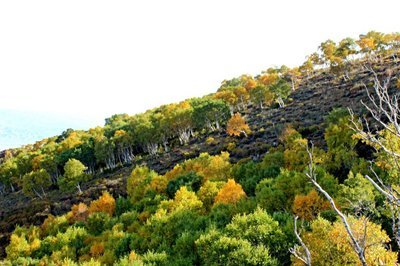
[1,57,399,258]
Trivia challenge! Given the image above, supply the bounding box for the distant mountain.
[0,109,101,150]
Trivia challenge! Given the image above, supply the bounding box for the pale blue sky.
[1,0,399,123]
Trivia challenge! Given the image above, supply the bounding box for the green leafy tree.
[249,85,274,109]
[127,165,159,203]
[191,98,231,132]
[196,228,277,266]
[338,172,377,215]
[231,160,265,196]
[324,108,359,180]
[226,208,288,261]
[22,169,52,198]
[166,172,202,198]
[59,158,88,193]
[270,78,291,108]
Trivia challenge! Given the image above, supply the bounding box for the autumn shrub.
[164,152,231,182]
[292,216,397,265]
[292,189,330,221]
[41,215,69,237]
[226,142,236,151]
[90,242,105,257]
[214,179,246,205]
[88,191,116,216]
[197,180,225,210]
[226,113,251,137]
[67,203,89,224]
[127,166,160,203]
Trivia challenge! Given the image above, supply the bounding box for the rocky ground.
[1,58,399,258]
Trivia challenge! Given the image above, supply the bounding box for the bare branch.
[349,68,400,249]
[305,144,367,266]
[289,216,312,266]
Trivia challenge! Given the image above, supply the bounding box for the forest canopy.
[1,31,400,265]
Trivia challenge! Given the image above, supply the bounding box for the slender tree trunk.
[277,97,285,108]
[76,183,82,194]
[32,187,43,199]
[306,145,368,266]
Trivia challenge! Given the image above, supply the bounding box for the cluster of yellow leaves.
[89,242,105,257]
[128,166,160,202]
[159,186,203,214]
[57,131,85,153]
[214,179,246,205]
[164,152,231,182]
[88,191,116,216]
[280,125,324,171]
[292,190,330,221]
[280,126,309,171]
[149,187,203,225]
[226,113,251,137]
[65,192,116,224]
[258,73,279,86]
[197,180,225,209]
[293,217,397,265]
[149,174,168,194]
[242,76,257,90]
[214,90,238,106]
[357,37,376,52]
[5,226,41,261]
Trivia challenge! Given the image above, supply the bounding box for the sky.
[1,0,400,125]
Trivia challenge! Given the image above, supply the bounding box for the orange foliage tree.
[66,202,89,223]
[226,113,251,137]
[214,179,246,205]
[90,242,105,257]
[292,189,330,221]
[88,191,116,216]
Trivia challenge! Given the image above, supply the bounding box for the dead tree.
[349,67,400,248]
[305,144,368,266]
[289,215,312,266]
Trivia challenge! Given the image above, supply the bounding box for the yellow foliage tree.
[88,191,116,216]
[164,152,231,182]
[292,217,397,265]
[258,73,279,86]
[214,179,246,205]
[292,189,330,221]
[149,174,169,194]
[127,166,159,203]
[90,242,105,257]
[214,90,238,107]
[197,180,225,210]
[151,186,203,222]
[5,226,41,261]
[226,113,251,137]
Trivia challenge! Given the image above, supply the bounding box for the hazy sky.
[1,0,399,125]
